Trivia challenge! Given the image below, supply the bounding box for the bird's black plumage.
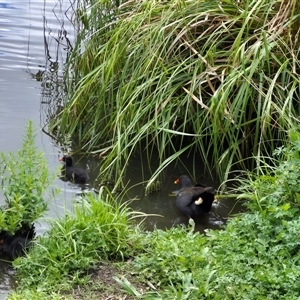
[1,234,30,259]
[174,175,214,219]
[59,155,88,184]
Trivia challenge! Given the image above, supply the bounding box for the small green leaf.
[280,203,290,211]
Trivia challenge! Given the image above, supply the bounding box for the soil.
[69,261,149,300]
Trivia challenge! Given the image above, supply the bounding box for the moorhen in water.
[1,234,31,259]
[174,175,215,220]
[59,155,88,184]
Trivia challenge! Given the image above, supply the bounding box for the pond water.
[0,0,242,297]
[0,0,79,297]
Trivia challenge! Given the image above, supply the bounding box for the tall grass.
[51,0,300,185]
[12,188,144,292]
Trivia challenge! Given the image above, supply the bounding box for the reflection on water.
[0,262,17,296]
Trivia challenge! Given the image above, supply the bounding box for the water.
[0,0,81,297]
[0,0,241,297]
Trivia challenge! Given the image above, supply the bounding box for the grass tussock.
[50,0,300,184]
[11,189,143,293]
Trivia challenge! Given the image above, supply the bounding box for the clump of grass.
[49,0,300,185]
[235,130,300,216]
[0,120,58,233]
[131,226,209,286]
[12,188,144,293]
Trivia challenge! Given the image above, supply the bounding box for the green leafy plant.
[132,226,209,286]
[12,188,145,292]
[236,135,300,218]
[0,120,58,233]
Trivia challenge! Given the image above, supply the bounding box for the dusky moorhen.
[59,155,88,184]
[1,234,30,259]
[174,175,214,220]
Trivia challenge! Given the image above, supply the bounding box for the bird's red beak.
[174,178,180,184]
[58,157,63,162]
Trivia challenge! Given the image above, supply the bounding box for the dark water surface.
[0,0,241,298]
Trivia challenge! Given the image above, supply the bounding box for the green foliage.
[132,227,209,286]
[50,0,300,185]
[0,121,58,233]
[10,138,300,299]
[237,137,300,217]
[122,139,300,299]
[126,214,300,299]
[199,213,300,300]
[9,290,66,300]
[12,189,143,292]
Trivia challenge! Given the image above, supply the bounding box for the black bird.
[1,234,31,259]
[174,175,214,220]
[59,155,88,184]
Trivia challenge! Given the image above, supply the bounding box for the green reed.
[51,0,300,187]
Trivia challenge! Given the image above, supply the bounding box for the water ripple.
[0,1,76,71]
